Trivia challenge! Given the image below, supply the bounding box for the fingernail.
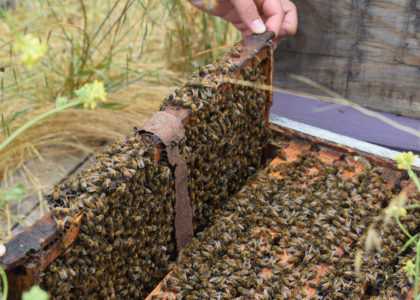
[252,19,266,34]
[279,29,286,36]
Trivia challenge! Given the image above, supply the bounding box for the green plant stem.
[0,99,82,153]
[395,216,412,239]
[415,239,419,300]
[407,164,420,299]
[408,168,420,192]
[0,266,8,300]
[399,233,420,254]
[406,204,420,210]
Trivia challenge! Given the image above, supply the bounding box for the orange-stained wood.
[40,213,83,271]
[2,212,82,300]
[145,271,175,300]
[269,123,417,172]
[1,211,83,272]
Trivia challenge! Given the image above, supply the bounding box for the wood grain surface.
[274,0,420,118]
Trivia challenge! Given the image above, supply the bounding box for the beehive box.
[1,32,419,300]
[0,32,275,299]
[147,125,419,299]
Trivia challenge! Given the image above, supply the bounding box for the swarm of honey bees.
[40,44,270,299]
[161,55,269,231]
[41,136,176,299]
[153,153,419,299]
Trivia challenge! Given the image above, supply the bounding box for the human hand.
[188,0,297,46]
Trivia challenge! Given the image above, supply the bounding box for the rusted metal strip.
[138,111,193,252]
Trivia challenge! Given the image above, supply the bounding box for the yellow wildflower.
[75,80,107,109]
[384,205,407,218]
[13,34,48,70]
[402,259,416,277]
[395,151,418,170]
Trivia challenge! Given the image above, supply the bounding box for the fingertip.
[251,19,266,34]
[281,0,298,36]
[230,0,265,35]
[261,0,284,38]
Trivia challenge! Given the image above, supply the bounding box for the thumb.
[230,0,266,34]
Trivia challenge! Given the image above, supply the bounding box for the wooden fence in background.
[274,0,420,118]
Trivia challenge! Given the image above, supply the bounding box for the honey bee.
[230,49,241,58]
[52,207,61,217]
[52,187,61,201]
[49,263,60,273]
[56,220,65,233]
[67,216,78,227]
[58,269,68,280]
[102,178,111,190]
[107,167,119,179]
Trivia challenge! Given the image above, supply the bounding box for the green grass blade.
[399,233,420,254]
[405,204,420,210]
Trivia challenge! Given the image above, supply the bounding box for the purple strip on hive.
[271,91,420,153]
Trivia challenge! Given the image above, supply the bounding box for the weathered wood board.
[274,0,420,118]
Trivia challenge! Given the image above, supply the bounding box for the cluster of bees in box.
[161,54,269,231]
[41,136,176,299]
[153,150,419,299]
[36,38,418,299]
[40,46,270,299]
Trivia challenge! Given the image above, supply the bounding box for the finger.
[260,0,285,38]
[230,0,266,34]
[280,0,297,36]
